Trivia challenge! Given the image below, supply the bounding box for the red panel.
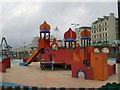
[0,62,6,72]
[45,39,50,48]
[64,28,76,39]
[64,30,70,39]
[108,64,115,76]
[80,29,91,37]
[72,61,93,80]
[23,58,28,62]
[2,58,11,68]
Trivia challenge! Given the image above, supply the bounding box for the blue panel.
[0,82,33,89]
[64,38,76,42]
[46,48,50,52]
[40,29,50,33]
[81,36,89,39]
[19,62,27,66]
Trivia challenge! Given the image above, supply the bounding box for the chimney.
[110,13,114,16]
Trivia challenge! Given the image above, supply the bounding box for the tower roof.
[80,28,91,38]
[64,28,76,41]
[39,21,51,32]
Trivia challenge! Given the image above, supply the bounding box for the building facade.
[91,13,118,45]
[32,37,39,48]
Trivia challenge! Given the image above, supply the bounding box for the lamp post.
[118,0,120,40]
[71,23,79,31]
[71,23,80,44]
[117,0,120,83]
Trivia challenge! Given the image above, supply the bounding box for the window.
[97,34,99,38]
[94,35,96,39]
[100,34,101,38]
[103,33,104,37]
[94,30,96,33]
[99,29,101,32]
[105,33,107,37]
[105,27,107,31]
[98,25,99,27]
[105,22,107,25]
[106,39,108,42]
[92,30,93,33]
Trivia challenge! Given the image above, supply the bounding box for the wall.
[90,52,108,80]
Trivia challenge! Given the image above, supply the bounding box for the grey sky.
[1,2,118,48]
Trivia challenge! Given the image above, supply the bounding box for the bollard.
[32,87,38,90]
[50,87,56,90]
[69,88,76,90]
[78,88,85,90]
[23,86,29,90]
[60,87,66,90]
[7,86,12,90]
[14,86,21,90]
[41,87,47,90]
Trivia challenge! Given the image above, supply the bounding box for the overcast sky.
[1,2,118,48]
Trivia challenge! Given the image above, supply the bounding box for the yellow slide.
[26,49,40,64]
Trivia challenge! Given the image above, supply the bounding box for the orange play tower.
[20,21,116,81]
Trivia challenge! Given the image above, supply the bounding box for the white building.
[32,37,39,48]
[91,13,118,44]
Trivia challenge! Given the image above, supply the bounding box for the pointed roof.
[80,28,91,38]
[64,28,76,40]
[39,21,51,31]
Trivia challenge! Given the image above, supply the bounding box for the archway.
[101,47,109,53]
[94,48,100,53]
[76,69,86,79]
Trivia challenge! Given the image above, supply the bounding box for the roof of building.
[92,13,118,24]
[79,26,91,29]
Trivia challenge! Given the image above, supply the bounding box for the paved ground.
[1,61,118,88]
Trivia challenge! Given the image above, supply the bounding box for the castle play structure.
[20,21,116,81]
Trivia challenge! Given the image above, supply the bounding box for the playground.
[0,21,119,88]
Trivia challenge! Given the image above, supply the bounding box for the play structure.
[0,37,11,72]
[20,21,116,81]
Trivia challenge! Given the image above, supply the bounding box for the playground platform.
[1,60,118,88]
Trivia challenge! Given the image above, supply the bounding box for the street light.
[71,23,80,30]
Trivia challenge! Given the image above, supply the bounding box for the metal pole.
[71,23,79,31]
[118,0,120,40]
[118,0,120,83]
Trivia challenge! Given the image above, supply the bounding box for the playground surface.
[1,60,118,88]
